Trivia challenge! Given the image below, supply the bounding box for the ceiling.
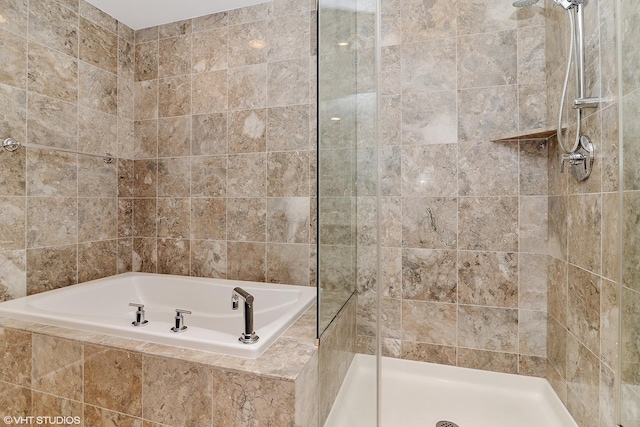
[86,0,269,30]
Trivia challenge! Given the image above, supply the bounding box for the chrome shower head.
[512,0,539,7]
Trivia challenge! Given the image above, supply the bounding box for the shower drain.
[436,422,459,427]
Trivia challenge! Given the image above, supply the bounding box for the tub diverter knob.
[129,303,148,327]
[171,309,191,333]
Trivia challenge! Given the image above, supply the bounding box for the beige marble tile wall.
[129,1,317,284]
[354,0,550,376]
[0,0,135,300]
[544,0,620,425]
[620,1,640,422]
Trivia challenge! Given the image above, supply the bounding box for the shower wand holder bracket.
[560,135,594,181]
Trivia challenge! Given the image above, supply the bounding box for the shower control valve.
[560,152,585,173]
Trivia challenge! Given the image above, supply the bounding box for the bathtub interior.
[325,354,579,427]
[0,273,317,358]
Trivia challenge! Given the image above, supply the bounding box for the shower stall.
[317,0,640,425]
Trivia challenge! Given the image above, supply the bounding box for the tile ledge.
[492,128,564,143]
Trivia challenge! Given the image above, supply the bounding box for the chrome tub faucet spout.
[232,287,259,344]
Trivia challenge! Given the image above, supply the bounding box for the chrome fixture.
[514,0,602,182]
[129,303,148,327]
[232,287,259,344]
[170,309,191,333]
[3,137,115,164]
[553,0,601,181]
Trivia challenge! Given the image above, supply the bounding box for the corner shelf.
[492,129,564,143]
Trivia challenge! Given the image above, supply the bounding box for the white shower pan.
[325,354,578,427]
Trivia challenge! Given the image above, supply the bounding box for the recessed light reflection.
[330,117,341,121]
[0,15,7,24]
[249,39,266,49]
[337,42,349,46]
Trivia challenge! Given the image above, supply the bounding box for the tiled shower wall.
[544,0,620,425]
[127,1,317,285]
[354,0,550,375]
[0,0,135,300]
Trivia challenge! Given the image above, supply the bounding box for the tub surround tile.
[142,356,213,427]
[518,253,548,312]
[158,35,191,78]
[158,117,191,158]
[227,242,266,282]
[84,344,142,416]
[78,240,117,283]
[0,328,31,387]
[157,238,190,275]
[32,392,83,424]
[190,156,226,197]
[191,113,228,156]
[158,76,191,118]
[132,238,157,273]
[26,94,78,151]
[78,106,118,156]
[156,198,190,238]
[27,0,78,58]
[401,0,456,42]
[84,405,143,427]
[78,61,117,115]
[117,239,133,274]
[26,245,77,295]
[0,251,27,301]
[267,59,309,107]
[79,0,116,33]
[0,197,26,251]
[191,198,226,241]
[79,18,117,74]
[32,334,83,401]
[0,382,31,417]
[26,197,78,248]
[134,41,158,82]
[192,70,228,114]
[192,28,228,73]
[27,42,78,104]
[212,369,296,427]
[0,0,28,37]
[78,198,117,241]
[157,158,190,197]
[118,160,135,197]
[133,80,158,121]
[190,240,226,279]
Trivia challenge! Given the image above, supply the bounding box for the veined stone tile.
[192,70,228,114]
[79,17,117,74]
[27,42,78,103]
[78,240,117,283]
[229,109,267,153]
[26,245,77,294]
[0,28,27,89]
[227,241,266,282]
[190,239,226,279]
[134,41,158,82]
[191,113,228,155]
[227,197,265,242]
[191,198,226,240]
[0,0,28,37]
[457,348,518,374]
[458,251,518,308]
[28,0,78,57]
[78,61,117,115]
[192,28,228,73]
[158,35,191,78]
[457,305,518,352]
[158,116,191,157]
[401,197,457,249]
[266,243,310,285]
[401,299,457,345]
[0,251,26,301]
[228,20,267,68]
[32,334,83,401]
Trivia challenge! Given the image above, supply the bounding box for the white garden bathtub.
[0,273,316,358]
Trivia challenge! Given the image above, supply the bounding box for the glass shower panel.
[317,0,359,334]
[317,0,380,424]
[620,0,640,424]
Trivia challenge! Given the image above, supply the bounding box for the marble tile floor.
[325,354,578,427]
